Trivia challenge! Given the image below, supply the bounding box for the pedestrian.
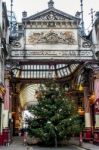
[23,131,28,145]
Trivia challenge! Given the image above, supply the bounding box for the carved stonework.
[28,31,75,44]
[45,31,59,43]
[25,21,77,29]
[28,33,43,44]
[11,40,21,48]
[33,12,66,20]
[82,41,92,48]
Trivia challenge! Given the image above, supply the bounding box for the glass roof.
[11,63,79,79]
[19,84,39,107]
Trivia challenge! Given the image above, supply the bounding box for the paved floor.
[0,136,99,150]
[0,136,83,150]
[70,137,99,150]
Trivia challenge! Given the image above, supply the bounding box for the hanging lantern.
[89,93,95,105]
[0,85,6,95]
[78,84,84,91]
[78,107,84,116]
[0,84,6,100]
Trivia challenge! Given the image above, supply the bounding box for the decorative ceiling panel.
[11,63,79,79]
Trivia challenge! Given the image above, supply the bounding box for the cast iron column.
[83,68,92,141]
[93,72,99,143]
[83,87,92,141]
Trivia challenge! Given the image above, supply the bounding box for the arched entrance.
[3,0,98,144]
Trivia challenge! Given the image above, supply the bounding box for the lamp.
[89,92,95,105]
[0,82,6,95]
[78,84,84,91]
[78,107,84,116]
[76,84,84,91]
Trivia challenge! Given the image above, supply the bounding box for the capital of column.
[94,71,99,79]
[4,71,11,80]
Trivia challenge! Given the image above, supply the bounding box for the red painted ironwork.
[83,128,92,141]
[93,129,99,143]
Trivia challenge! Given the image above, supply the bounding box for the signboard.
[10,50,93,60]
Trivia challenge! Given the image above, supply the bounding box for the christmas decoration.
[26,80,81,147]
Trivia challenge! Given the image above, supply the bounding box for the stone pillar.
[83,87,92,141]
[2,74,11,145]
[93,75,99,143]
[4,78,10,110]
[3,77,10,129]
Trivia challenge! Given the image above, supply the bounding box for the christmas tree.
[26,80,81,146]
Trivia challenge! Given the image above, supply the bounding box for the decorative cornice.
[22,7,79,22]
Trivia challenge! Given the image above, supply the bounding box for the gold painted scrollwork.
[28,32,44,44]
[62,31,75,44]
[28,31,75,45]
[44,31,59,43]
